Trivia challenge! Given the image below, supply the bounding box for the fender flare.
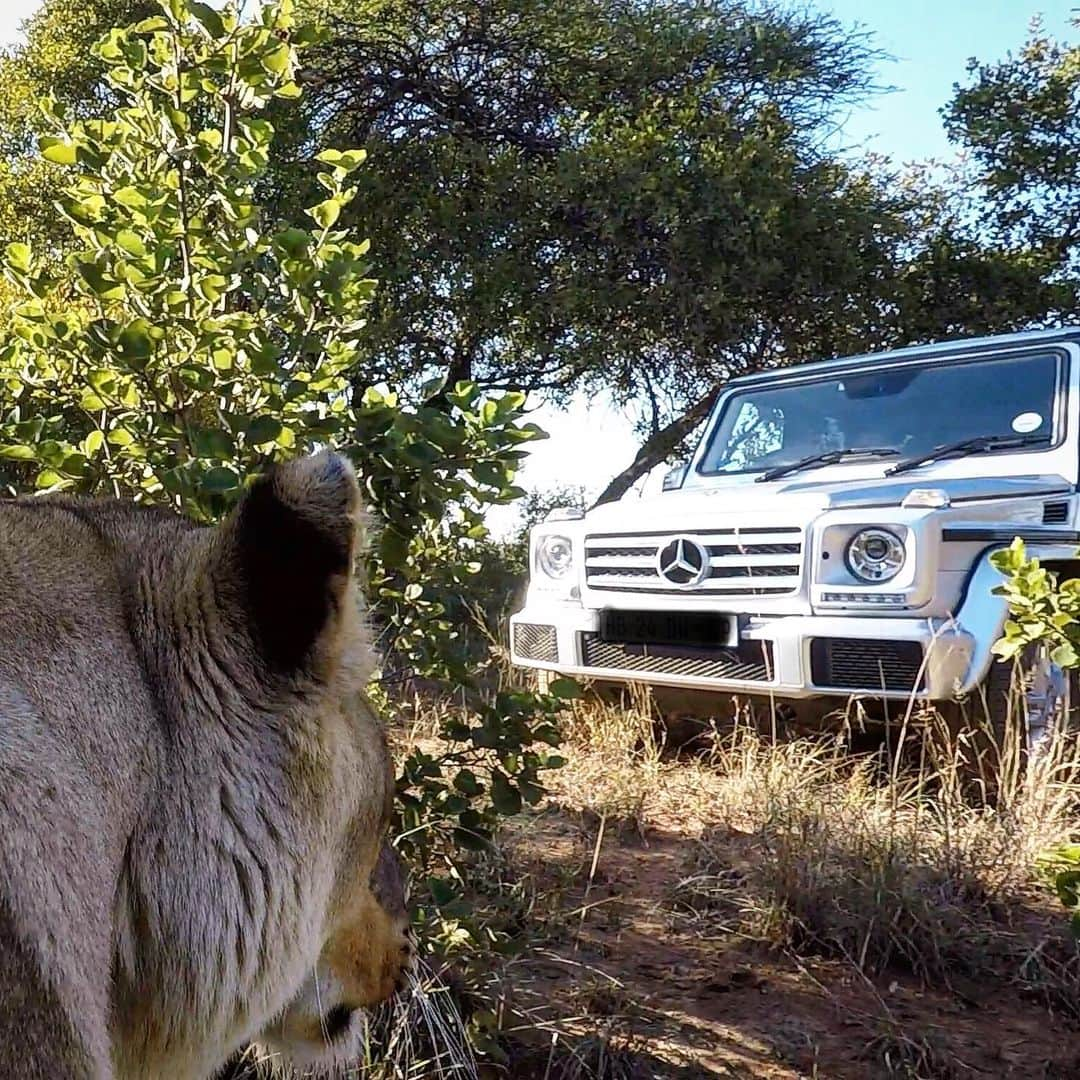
[955,539,1080,693]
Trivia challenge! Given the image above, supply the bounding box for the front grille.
[513,623,558,663]
[1044,500,1070,524]
[585,527,804,596]
[580,633,773,682]
[810,638,924,693]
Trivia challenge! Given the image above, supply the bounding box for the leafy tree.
[290,0,921,498]
[991,538,1080,669]
[945,15,1080,267]
[288,0,880,388]
[0,0,156,257]
[0,0,942,501]
[2,0,1075,509]
[929,15,1080,402]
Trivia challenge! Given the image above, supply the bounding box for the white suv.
[510,327,1080,734]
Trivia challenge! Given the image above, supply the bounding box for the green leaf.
[201,466,240,492]
[6,242,31,274]
[0,444,36,461]
[196,128,223,154]
[246,415,282,444]
[113,186,147,209]
[453,770,483,796]
[490,770,522,816]
[273,227,309,257]
[306,198,341,229]
[34,468,65,489]
[261,42,291,76]
[60,452,88,477]
[195,274,228,303]
[547,677,581,699]
[1051,641,1080,668]
[75,261,124,300]
[1056,869,1080,907]
[116,321,154,363]
[189,1,225,36]
[115,229,147,257]
[38,137,77,165]
[132,16,170,31]
[315,147,368,174]
[87,369,117,394]
[427,876,458,906]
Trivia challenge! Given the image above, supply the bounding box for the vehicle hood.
[583,473,1073,531]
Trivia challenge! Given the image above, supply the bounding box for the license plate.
[598,609,734,649]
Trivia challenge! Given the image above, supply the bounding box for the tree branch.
[592,387,718,506]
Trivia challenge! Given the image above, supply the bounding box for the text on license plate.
[598,609,735,648]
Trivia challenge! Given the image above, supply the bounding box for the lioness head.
[85,451,412,1074]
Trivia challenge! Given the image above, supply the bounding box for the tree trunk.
[592,388,719,506]
[427,349,474,410]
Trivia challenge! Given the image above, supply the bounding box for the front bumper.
[510,603,977,702]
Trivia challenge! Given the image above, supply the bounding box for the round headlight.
[846,528,905,583]
[536,534,574,579]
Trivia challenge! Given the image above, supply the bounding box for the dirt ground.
[485,763,1080,1079]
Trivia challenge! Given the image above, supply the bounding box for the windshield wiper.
[885,433,1048,477]
[756,446,900,483]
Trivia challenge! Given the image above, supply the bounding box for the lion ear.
[225,450,361,675]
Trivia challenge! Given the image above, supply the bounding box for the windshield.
[699,350,1063,476]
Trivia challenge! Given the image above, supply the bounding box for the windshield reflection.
[699,351,1061,476]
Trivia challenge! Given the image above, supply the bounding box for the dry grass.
[530,685,1080,1073]
[553,686,666,835]
[680,708,1080,1013]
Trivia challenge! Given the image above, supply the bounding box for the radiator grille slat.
[513,623,558,663]
[580,633,773,682]
[810,638,924,693]
[584,526,804,596]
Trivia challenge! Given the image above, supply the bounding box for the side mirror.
[662,462,688,491]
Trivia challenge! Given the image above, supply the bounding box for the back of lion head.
[0,450,410,1079]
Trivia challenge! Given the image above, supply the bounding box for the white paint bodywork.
[510,328,1080,703]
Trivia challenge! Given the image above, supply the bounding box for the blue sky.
[0,1,39,45]
[821,1,1073,163]
[0,1,1074,528]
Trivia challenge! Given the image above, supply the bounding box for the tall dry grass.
[682,705,1080,1012]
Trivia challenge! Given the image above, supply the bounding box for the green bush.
[992,536,1080,932]
[991,537,1080,668]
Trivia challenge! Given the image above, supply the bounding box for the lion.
[0,450,411,1079]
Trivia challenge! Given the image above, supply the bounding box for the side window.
[719,401,784,470]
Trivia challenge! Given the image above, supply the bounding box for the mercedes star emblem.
[656,536,709,587]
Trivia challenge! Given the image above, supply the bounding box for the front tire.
[956,644,1073,756]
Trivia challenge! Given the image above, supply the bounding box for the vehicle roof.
[726,325,1080,389]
